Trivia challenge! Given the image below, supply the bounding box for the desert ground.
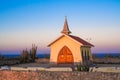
[8,58,119,72]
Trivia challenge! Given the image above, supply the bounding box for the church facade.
[48,18,94,65]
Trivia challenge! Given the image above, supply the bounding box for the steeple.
[61,17,71,35]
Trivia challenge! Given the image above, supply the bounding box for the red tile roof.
[69,35,94,47]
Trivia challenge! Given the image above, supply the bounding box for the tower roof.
[61,17,71,35]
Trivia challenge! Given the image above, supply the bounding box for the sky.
[0,0,120,54]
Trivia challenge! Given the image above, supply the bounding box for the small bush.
[77,65,89,71]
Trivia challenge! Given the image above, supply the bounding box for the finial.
[65,16,67,20]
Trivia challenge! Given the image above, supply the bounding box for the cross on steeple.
[61,16,71,35]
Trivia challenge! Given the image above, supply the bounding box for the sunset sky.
[0,0,120,54]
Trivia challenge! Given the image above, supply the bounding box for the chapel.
[48,17,94,65]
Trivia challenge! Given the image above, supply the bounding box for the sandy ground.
[10,58,120,72]
[12,62,120,68]
[12,58,50,67]
[10,62,120,72]
[96,64,120,67]
[13,63,50,68]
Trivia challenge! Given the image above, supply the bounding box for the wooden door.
[57,46,74,64]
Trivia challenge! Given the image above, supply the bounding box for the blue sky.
[0,0,120,54]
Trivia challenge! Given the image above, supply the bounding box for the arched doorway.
[57,46,74,64]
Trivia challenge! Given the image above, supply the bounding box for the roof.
[48,34,94,47]
[69,35,94,47]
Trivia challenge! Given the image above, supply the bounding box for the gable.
[48,34,94,47]
[48,35,65,47]
[48,35,81,48]
[48,35,81,47]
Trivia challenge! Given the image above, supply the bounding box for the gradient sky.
[0,0,120,54]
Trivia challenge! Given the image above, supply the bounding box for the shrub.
[20,44,37,63]
[77,65,89,71]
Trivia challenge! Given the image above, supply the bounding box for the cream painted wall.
[49,35,83,64]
